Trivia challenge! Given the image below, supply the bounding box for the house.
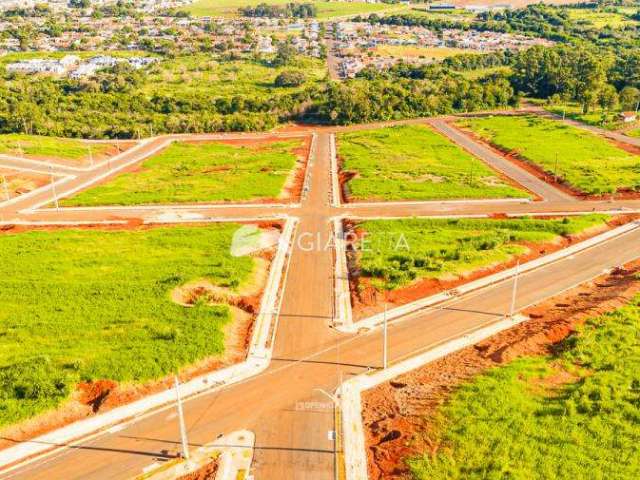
[618,112,638,123]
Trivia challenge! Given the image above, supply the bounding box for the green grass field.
[408,294,640,479]
[186,0,405,19]
[338,125,528,202]
[458,115,640,195]
[546,104,623,131]
[0,225,256,428]
[0,134,112,163]
[373,45,471,61]
[354,215,607,291]
[143,55,326,97]
[565,7,637,28]
[63,139,303,206]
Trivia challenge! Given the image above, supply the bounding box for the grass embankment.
[458,115,640,195]
[339,125,528,202]
[408,294,640,479]
[354,215,608,291]
[0,134,112,163]
[63,139,303,206]
[186,0,404,19]
[0,225,255,428]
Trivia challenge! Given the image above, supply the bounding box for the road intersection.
[1,115,640,479]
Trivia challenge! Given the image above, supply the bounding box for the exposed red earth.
[361,260,640,480]
[0,168,49,199]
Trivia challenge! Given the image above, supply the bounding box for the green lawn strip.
[354,215,608,291]
[458,115,640,195]
[408,295,640,479]
[62,139,303,206]
[0,134,111,162]
[0,225,255,428]
[338,125,528,202]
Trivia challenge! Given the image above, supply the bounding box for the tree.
[69,0,91,8]
[620,86,640,111]
[274,71,306,87]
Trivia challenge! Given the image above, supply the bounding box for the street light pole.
[509,260,520,318]
[383,302,388,370]
[49,164,59,211]
[174,375,190,461]
[1,175,10,201]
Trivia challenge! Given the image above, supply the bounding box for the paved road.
[2,115,640,479]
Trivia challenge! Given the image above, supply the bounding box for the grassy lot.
[143,55,326,97]
[458,115,640,195]
[186,0,404,18]
[0,134,112,163]
[546,104,624,130]
[374,45,471,61]
[354,215,607,291]
[565,7,637,28]
[0,225,255,428]
[338,125,528,202]
[627,128,640,138]
[408,295,640,479]
[63,139,303,206]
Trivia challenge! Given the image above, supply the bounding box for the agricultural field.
[0,134,119,165]
[62,138,306,206]
[408,295,640,479]
[142,55,326,98]
[458,115,640,195]
[338,125,528,202]
[350,215,608,291]
[0,224,261,428]
[186,0,405,19]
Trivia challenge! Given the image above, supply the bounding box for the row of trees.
[239,3,317,18]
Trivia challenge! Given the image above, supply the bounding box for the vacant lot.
[186,0,404,18]
[338,125,528,202]
[0,224,258,428]
[0,167,49,200]
[351,215,607,291]
[374,45,471,61]
[63,138,306,206]
[408,294,640,479]
[143,55,326,98]
[0,134,117,165]
[565,6,638,28]
[458,115,640,195]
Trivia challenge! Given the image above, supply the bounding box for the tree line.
[239,3,317,18]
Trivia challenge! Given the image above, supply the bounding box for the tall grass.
[356,215,608,290]
[408,295,640,479]
[0,134,111,162]
[63,139,302,206]
[459,115,640,195]
[0,225,254,428]
[339,125,528,201]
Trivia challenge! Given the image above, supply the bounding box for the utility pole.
[382,302,388,370]
[49,164,59,211]
[554,152,559,183]
[174,375,190,461]
[509,260,520,318]
[1,175,10,201]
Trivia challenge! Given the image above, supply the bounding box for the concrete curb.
[333,217,352,328]
[335,219,640,333]
[330,134,341,207]
[338,314,530,480]
[0,217,298,472]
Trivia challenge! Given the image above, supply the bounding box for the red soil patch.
[347,214,638,320]
[178,459,218,480]
[452,115,640,200]
[0,222,281,451]
[0,168,49,199]
[362,260,640,479]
